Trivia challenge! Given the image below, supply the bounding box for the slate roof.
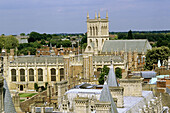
[3,79,16,113]
[107,64,118,87]
[99,82,118,113]
[93,56,123,63]
[102,39,152,53]
[141,71,157,78]
[12,56,64,63]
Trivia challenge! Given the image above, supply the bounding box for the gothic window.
[38,68,43,81]
[29,69,34,81]
[88,46,91,51]
[93,27,95,36]
[11,69,16,82]
[102,39,104,44]
[90,39,92,43]
[20,69,25,82]
[90,27,92,36]
[96,26,98,36]
[51,68,56,81]
[96,39,98,47]
[60,68,64,81]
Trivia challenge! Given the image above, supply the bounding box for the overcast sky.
[0,0,170,35]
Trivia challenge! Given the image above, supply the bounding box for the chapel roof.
[102,39,152,53]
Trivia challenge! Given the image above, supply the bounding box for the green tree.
[145,46,170,70]
[20,33,25,36]
[98,65,109,85]
[28,31,42,42]
[115,67,122,78]
[127,30,133,39]
[0,36,19,51]
[34,83,38,91]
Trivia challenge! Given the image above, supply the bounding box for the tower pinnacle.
[95,12,97,19]
[87,12,89,20]
[98,11,100,19]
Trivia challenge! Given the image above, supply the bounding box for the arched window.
[90,27,92,36]
[20,69,25,81]
[51,68,56,81]
[90,39,92,43]
[38,69,43,81]
[88,46,91,51]
[11,69,16,82]
[60,68,64,81]
[96,26,98,36]
[93,27,95,36]
[96,39,98,47]
[102,39,104,44]
[29,69,34,81]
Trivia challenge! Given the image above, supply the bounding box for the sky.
[0,0,170,35]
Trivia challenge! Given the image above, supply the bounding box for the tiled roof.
[102,39,152,53]
[99,82,118,113]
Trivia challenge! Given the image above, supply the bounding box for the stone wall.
[120,78,143,96]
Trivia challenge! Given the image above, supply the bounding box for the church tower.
[85,11,109,54]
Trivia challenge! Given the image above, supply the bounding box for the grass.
[20,99,25,102]
[19,93,37,97]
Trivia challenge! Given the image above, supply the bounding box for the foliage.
[98,65,109,85]
[18,41,41,55]
[145,46,170,70]
[45,82,48,89]
[34,83,39,91]
[127,30,133,39]
[115,67,122,78]
[0,35,19,52]
[20,33,25,36]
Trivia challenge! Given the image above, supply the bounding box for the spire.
[98,11,100,19]
[99,81,118,113]
[107,64,118,87]
[106,11,108,19]
[87,12,89,20]
[95,12,97,19]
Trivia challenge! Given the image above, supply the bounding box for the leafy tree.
[145,46,170,70]
[115,67,122,78]
[0,36,19,51]
[20,33,25,36]
[127,30,133,39]
[40,39,46,45]
[28,31,42,42]
[98,65,109,85]
[34,83,38,91]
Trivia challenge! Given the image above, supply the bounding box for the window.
[51,68,56,81]
[11,69,16,82]
[60,68,64,81]
[38,69,43,81]
[20,69,25,81]
[29,69,34,81]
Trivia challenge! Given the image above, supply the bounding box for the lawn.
[20,99,25,102]
[19,93,37,97]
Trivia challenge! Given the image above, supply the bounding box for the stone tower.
[86,11,109,54]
